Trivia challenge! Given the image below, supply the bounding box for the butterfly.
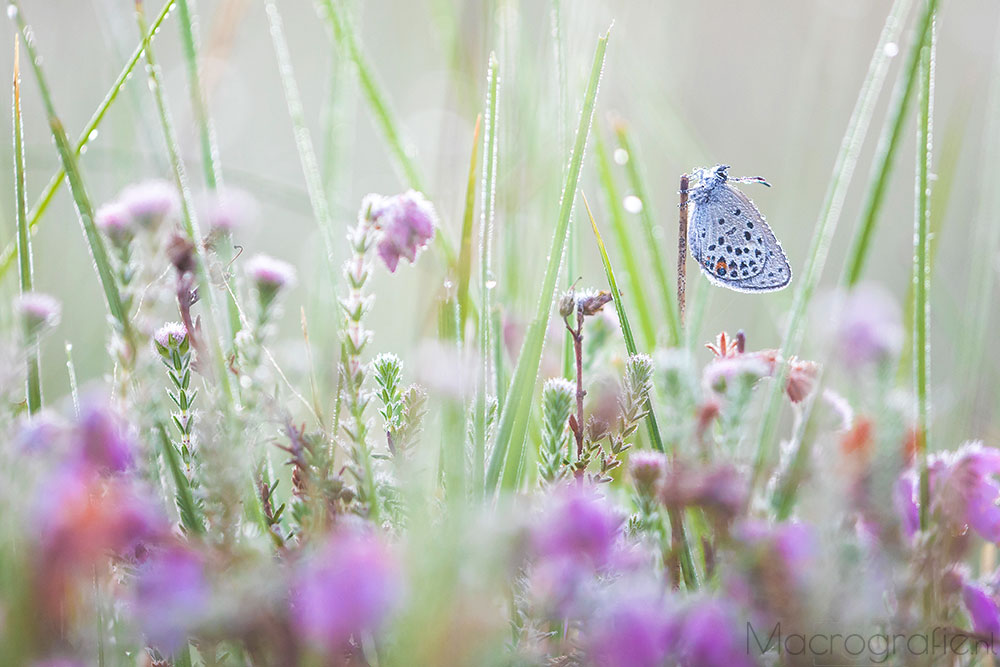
[686,164,791,293]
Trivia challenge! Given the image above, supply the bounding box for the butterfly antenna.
[730,175,771,187]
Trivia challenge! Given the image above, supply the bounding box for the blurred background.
[0,0,998,443]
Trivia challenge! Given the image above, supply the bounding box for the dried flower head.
[629,451,667,494]
[364,190,437,272]
[17,292,61,335]
[118,179,179,228]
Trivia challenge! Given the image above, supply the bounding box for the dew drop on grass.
[613,148,629,165]
[884,42,899,57]
[7,5,17,19]
[623,195,643,214]
[486,279,497,290]
[88,129,99,142]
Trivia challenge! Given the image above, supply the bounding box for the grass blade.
[12,39,41,414]
[265,0,339,274]
[593,129,657,350]
[134,1,234,404]
[456,114,482,337]
[316,0,456,266]
[10,1,129,335]
[913,11,936,529]
[0,0,176,281]
[751,0,913,489]
[175,0,221,189]
[474,54,501,494]
[486,26,610,494]
[843,0,930,286]
[612,118,682,347]
[583,193,698,590]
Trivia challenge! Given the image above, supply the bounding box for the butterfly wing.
[690,184,790,293]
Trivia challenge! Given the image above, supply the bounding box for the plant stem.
[914,8,936,531]
[677,174,689,333]
[12,39,41,414]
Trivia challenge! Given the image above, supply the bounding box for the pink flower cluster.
[363,190,437,273]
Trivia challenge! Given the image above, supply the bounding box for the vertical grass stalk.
[843,0,930,286]
[583,194,698,589]
[9,0,130,336]
[751,0,912,490]
[593,131,657,350]
[12,40,41,413]
[0,0,176,280]
[612,119,682,347]
[475,55,500,494]
[486,26,610,494]
[914,11,936,530]
[134,0,234,405]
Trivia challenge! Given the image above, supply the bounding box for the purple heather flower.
[963,581,1000,638]
[118,179,179,228]
[198,186,258,232]
[894,473,921,539]
[587,592,673,667]
[533,485,622,568]
[671,597,755,667]
[14,410,67,455]
[95,201,133,245]
[246,253,296,291]
[290,530,400,653]
[364,190,437,273]
[734,520,814,583]
[154,321,188,348]
[132,545,208,652]
[930,442,1000,542]
[75,402,134,474]
[826,283,903,369]
[16,292,61,334]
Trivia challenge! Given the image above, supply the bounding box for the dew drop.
[7,5,18,19]
[613,148,629,165]
[87,128,99,142]
[485,279,497,289]
[623,195,643,214]
[443,279,453,290]
[884,42,899,58]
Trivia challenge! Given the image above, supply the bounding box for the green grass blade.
[474,54,501,495]
[486,26,610,494]
[583,194,698,589]
[456,114,482,337]
[0,0,176,281]
[173,0,243,343]
[265,0,339,274]
[10,1,129,334]
[593,130,657,350]
[612,118,682,347]
[913,11,935,529]
[134,1,234,405]
[12,41,41,414]
[316,0,456,266]
[843,0,931,286]
[175,0,221,189]
[317,0,424,190]
[750,0,913,490]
